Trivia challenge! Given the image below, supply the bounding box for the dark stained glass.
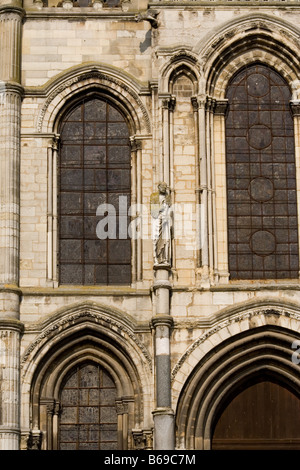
[59,98,131,285]
[225,64,299,279]
[59,364,118,450]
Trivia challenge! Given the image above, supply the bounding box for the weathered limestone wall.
[13,1,300,450]
[22,17,152,87]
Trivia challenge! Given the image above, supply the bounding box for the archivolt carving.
[171,303,300,383]
[198,13,300,62]
[21,304,152,374]
[36,69,151,134]
[195,13,300,96]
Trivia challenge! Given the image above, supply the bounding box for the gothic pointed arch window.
[225,64,299,279]
[59,363,118,450]
[58,96,131,285]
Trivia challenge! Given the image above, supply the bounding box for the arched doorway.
[22,303,152,450]
[174,321,300,450]
[212,379,300,450]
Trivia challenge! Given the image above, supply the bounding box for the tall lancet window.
[225,64,299,279]
[58,97,131,285]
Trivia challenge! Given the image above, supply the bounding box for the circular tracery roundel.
[246,72,269,97]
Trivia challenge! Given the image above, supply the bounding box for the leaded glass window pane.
[59,364,118,450]
[225,64,299,279]
[59,98,131,285]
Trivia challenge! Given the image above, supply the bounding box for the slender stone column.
[213,99,229,283]
[0,1,25,450]
[152,265,174,450]
[290,101,300,278]
[159,94,176,185]
[196,95,209,284]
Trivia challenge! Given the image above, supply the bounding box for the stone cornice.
[0,284,22,296]
[149,1,300,6]
[19,285,151,296]
[24,8,136,20]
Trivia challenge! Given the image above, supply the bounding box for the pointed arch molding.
[172,298,300,387]
[32,64,151,134]
[173,299,300,450]
[195,13,300,97]
[20,301,153,378]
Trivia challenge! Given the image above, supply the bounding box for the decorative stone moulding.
[93,0,103,8]
[62,0,73,8]
[121,0,130,11]
[33,0,44,8]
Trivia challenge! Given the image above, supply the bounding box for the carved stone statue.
[151,182,172,266]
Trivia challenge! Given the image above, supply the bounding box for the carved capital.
[27,430,43,450]
[132,429,153,450]
[20,431,31,451]
[161,95,176,112]
[132,430,144,449]
[191,96,199,112]
[115,398,131,414]
[214,99,229,116]
[130,137,142,152]
[290,101,300,116]
[115,400,125,415]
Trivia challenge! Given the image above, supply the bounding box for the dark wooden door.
[212,380,300,449]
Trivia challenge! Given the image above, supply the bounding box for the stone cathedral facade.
[1,0,300,451]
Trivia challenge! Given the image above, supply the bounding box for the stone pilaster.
[0,1,25,450]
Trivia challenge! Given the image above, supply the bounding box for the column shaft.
[152,266,174,450]
[0,3,24,450]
